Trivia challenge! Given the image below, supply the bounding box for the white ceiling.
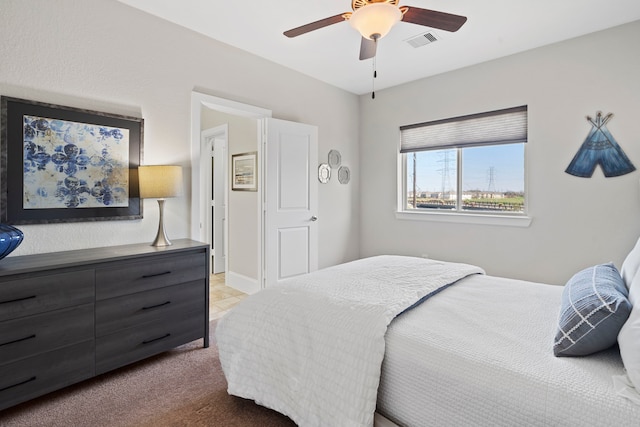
[118,0,640,95]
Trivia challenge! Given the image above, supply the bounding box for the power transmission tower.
[412,153,417,208]
[487,166,496,194]
[437,151,453,198]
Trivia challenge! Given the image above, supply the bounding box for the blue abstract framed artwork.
[0,97,143,224]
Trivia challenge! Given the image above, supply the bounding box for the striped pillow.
[554,263,631,357]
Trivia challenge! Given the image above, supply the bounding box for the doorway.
[190,92,319,293]
[190,92,272,294]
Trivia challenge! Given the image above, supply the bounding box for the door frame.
[190,92,272,290]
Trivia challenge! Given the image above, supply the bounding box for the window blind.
[400,106,527,153]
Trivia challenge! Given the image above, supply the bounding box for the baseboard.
[374,412,399,427]
[225,271,260,294]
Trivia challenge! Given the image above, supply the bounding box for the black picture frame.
[0,96,143,224]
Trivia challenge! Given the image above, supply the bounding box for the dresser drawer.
[96,310,205,374]
[96,280,204,337]
[95,251,206,300]
[0,303,94,365]
[0,340,94,411]
[0,270,94,322]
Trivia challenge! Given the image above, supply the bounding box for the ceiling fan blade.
[284,13,348,38]
[402,7,467,32]
[359,37,377,60]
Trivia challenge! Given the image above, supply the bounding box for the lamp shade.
[349,3,402,40]
[138,165,183,199]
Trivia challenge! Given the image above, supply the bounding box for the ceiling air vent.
[406,32,439,48]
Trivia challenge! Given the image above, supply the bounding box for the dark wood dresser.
[0,239,209,411]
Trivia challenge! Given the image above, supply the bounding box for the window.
[400,106,527,215]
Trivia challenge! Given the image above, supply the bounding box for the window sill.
[395,210,532,227]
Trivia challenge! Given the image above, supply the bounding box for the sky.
[408,143,525,193]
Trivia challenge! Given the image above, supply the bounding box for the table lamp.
[138,165,183,246]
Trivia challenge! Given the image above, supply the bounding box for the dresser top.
[0,239,208,277]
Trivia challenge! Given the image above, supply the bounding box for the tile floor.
[209,273,248,320]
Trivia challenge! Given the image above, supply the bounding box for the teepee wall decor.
[565,111,635,178]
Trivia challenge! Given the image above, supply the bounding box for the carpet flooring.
[0,321,296,427]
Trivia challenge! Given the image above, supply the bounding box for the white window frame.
[396,107,532,227]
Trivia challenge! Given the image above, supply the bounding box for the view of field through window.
[406,143,525,213]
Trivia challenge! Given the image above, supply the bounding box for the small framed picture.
[231,151,257,191]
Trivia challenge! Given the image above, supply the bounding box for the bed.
[216,253,640,426]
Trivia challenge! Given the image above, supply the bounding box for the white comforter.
[378,274,640,426]
[216,255,484,427]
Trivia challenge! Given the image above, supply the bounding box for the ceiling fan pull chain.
[372,55,377,99]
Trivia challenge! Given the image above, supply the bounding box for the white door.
[212,137,227,274]
[202,125,228,275]
[264,118,318,288]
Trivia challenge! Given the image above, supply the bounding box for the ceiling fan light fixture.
[349,3,401,40]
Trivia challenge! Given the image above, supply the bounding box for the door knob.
[310,216,318,221]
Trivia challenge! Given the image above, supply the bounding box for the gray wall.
[359,20,640,285]
[0,0,360,270]
[4,0,637,286]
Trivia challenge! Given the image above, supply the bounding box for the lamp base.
[151,199,172,247]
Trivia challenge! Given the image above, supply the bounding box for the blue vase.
[0,224,24,260]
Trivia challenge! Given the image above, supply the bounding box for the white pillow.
[621,237,640,290]
[618,303,640,401]
[628,267,640,307]
[617,237,640,403]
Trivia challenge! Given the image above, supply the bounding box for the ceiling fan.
[284,0,468,60]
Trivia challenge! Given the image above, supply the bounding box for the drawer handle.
[0,334,36,347]
[0,376,36,392]
[142,271,172,279]
[142,333,171,345]
[0,295,36,305]
[142,301,171,310]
